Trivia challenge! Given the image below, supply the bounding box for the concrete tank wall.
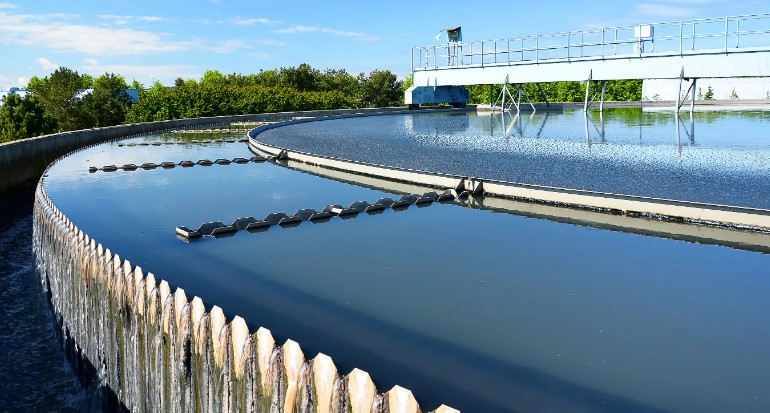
[25,108,458,413]
[33,184,457,413]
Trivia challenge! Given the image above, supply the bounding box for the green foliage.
[125,82,356,123]
[26,67,89,131]
[704,86,715,100]
[0,93,57,142]
[467,79,642,104]
[730,88,739,100]
[125,65,404,122]
[80,73,133,128]
[358,70,403,108]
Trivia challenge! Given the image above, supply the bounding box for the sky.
[0,0,766,90]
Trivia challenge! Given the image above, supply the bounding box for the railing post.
[736,19,740,48]
[567,31,571,60]
[536,35,539,63]
[481,41,484,68]
[692,22,696,50]
[725,16,729,52]
[433,45,437,69]
[601,29,605,58]
[679,20,683,55]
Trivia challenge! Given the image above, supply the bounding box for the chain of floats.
[88,155,265,173]
[176,189,469,241]
[117,137,249,147]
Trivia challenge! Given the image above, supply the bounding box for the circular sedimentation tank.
[34,108,770,413]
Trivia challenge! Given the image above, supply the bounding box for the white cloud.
[138,16,168,22]
[35,57,59,70]
[0,2,17,9]
[97,15,169,23]
[0,11,193,55]
[234,17,273,26]
[276,25,379,41]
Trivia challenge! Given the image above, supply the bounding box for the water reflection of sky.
[257,109,770,208]
[42,126,770,413]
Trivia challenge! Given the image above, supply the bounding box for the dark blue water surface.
[256,109,770,209]
[39,123,770,413]
[0,214,87,412]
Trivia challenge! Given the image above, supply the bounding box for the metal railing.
[412,13,770,71]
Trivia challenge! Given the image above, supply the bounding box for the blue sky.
[0,0,766,90]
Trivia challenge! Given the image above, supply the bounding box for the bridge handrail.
[412,13,770,71]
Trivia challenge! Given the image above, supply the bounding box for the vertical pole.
[737,19,740,48]
[536,35,539,63]
[690,78,697,117]
[583,70,592,112]
[601,29,605,58]
[489,84,493,107]
[679,20,683,55]
[676,68,683,114]
[692,22,696,50]
[501,82,508,112]
[725,17,729,52]
[600,80,606,112]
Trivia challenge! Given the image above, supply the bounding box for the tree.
[80,73,132,128]
[279,63,320,91]
[359,70,403,107]
[704,86,714,100]
[26,67,88,131]
[0,93,57,142]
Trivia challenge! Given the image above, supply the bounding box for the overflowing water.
[28,110,770,412]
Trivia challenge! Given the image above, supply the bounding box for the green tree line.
[0,64,404,142]
[464,79,642,104]
[1,62,642,143]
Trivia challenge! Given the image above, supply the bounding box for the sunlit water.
[33,113,770,413]
[257,109,770,209]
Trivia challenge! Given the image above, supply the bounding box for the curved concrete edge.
[262,158,770,253]
[31,110,456,413]
[248,118,770,234]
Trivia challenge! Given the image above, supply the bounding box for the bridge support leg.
[599,81,607,112]
[675,68,697,115]
[690,78,697,116]
[583,70,592,112]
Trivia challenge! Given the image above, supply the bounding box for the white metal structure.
[411,13,770,112]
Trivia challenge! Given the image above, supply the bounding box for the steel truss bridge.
[407,13,770,113]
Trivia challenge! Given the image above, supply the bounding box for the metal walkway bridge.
[407,13,770,112]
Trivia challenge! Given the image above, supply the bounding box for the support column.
[583,70,592,112]
[690,78,697,116]
[599,81,607,112]
[675,67,684,114]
